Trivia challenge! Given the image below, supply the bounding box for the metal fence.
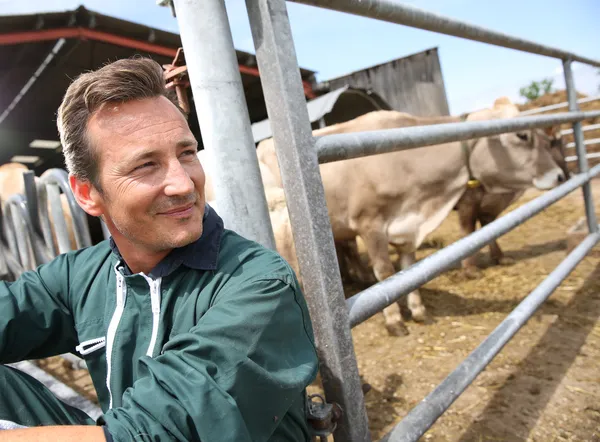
[0,168,98,279]
[522,96,600,164]
[171,1,600,440]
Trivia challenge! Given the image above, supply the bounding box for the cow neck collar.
[459,112,482,190]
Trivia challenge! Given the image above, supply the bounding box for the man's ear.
[69,174,103,217]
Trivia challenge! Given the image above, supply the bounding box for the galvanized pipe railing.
[4,196,35,271]
[567,152,600,163]
[566,137,600,149]
[346,164,600,327]
[522,95,600,116]
[381,230,600,442]
[561,123,600,136]
[246,0,371,440]
[315,111,600,163]
[40,169,92,249]
[166,1,600,441]
[564,59,598,233]
[172,0,276,250]
[45,183,73,255]
[35,183,59,257]
[291,0,600,67]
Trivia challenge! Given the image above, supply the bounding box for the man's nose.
[164,162,194,196]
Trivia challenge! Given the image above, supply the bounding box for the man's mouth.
[158,202,195,217]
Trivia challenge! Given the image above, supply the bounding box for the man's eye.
[134,162,154,171]
[181,149,197,158]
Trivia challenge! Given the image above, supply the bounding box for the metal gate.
[170,1,600,440]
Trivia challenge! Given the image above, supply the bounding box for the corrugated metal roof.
[251,86,350,143]
[251,86,393,143]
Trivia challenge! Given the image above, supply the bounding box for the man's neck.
[113,236,171,275]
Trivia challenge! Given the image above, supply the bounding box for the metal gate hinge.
[306,394,343,441]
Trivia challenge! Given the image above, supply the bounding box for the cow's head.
[470,127,567,194]
[544,126,570,180]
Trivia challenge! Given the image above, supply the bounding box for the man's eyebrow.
[127,150,158,165]
[177,139,198,148]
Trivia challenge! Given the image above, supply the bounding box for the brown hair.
[57,56,179,190]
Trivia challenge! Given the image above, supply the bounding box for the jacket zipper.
[106,266,127,409]
[141,275,162,358]
[75,337,106,356]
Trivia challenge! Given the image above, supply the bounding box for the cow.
[335,99,570,281]
[255,100,565,336]
[454,98,570,278]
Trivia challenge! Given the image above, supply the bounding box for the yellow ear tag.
[467,179,481,189]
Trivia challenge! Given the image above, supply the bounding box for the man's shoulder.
[217,229,297,286]
[59,239,114,273]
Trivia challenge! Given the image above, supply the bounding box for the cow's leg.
[360,228,408,336]
[335,241,354,284]
[479,214,514,266]
[456,193,481,279]
[344,239,376,283]
[399,251,427,322]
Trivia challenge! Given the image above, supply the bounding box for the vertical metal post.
[246,1,370,441]
[172,0,276,250]
[47,184,72,254]
[563,58,598,232]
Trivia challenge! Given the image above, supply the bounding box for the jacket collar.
[109,203,224,278]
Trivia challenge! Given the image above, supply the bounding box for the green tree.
[519,78,554,102]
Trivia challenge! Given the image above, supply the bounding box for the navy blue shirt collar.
[110,203,224,278]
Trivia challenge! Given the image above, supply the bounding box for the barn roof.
[0,5,317,174]
[251,86,392,143]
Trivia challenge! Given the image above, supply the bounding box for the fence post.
[563,58,598,232]
[245,1,371,441]
[171,0,276,250]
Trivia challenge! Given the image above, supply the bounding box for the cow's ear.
[543,125,559,137]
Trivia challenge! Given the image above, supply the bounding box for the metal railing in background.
[561,123,600,136]
[521,95,600,116]
[39,169,92,250]
[0,168,93,277]
[566,137,600,150]
[567,151,600,163]
[0,168,92,370]
[170,0,600,440]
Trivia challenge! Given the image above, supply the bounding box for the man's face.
[86,96,205,253]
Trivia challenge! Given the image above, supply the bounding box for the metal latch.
[306,393,343,442]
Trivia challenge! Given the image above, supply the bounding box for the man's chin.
[172,227,203,248]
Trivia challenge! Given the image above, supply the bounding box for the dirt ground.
[338,179,600,442]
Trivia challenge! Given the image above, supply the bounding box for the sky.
[2,0,599,115]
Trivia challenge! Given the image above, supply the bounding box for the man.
[0,57,318,441]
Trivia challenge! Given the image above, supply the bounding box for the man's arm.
[0,426,105,441]
[0,253,77,363]
[102,272,318,442]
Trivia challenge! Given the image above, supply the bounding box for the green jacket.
[0,205,319,441]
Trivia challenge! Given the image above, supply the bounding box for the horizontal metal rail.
[291,0,600,68]
[561,123,600,136]
[382,230,600,442]
[346,163,600,327]
[566,151,600,163]
[566,137,600,149]
[521,95,600,116]
[316,110,600,163]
